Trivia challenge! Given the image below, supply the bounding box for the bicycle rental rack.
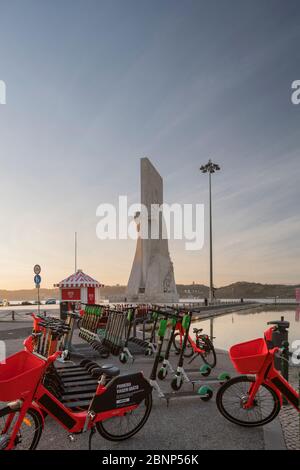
[62,305,128,360]
[119,305,159,363]
[29,314,105,410]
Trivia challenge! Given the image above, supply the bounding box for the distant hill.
[1,282,298,301]
[177,282,300,299]
[0,289,59,301]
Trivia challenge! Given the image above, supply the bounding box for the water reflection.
[194,308,300,351]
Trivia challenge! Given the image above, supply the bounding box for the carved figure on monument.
[126,158,179,303]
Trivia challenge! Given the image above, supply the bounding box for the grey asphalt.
[0,321,282,451]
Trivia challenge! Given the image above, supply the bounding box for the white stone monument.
[126,158,179,303]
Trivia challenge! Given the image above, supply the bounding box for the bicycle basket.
[229,338,268,374]
[0,350,45,401]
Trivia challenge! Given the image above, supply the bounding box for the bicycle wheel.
[0,407,43,450]
[197,336,217,368]
[172,333,193,357]
[96,394,152,441]
[216,376,281,427]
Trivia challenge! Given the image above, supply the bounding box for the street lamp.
[200,159,221,304]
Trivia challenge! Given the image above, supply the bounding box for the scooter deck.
[163,390,206,405]
[163,390,202,399]
[189,377,225,383]
[183,368,206,373]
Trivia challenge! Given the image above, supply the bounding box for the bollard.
[280,340,290,382]
[60,301,68,321]
[267,316,290,404]
[11,310,15,321]
[210,317,214,342]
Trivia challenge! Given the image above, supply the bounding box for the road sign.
[34,264,41,275]
[34,274,41,285]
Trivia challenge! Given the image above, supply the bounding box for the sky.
[0,0,299,289]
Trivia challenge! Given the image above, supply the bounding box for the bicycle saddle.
[193,327,203,334]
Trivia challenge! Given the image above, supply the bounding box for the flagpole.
[75,232,77,272]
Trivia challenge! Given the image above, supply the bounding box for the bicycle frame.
[2,332,152,450]
[34,377,144,433]
[3,351,60,450]
[244,348,299,412]
[176,322,207,355]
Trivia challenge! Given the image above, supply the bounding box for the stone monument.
[126,158,179,303]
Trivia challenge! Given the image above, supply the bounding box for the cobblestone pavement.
[279,367,299,450]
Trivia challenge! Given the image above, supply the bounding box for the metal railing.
[0,310,53,321]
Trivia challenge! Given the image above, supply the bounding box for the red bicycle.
[216,325,299,427]
[172,323,217,369]
[0,337,152,450]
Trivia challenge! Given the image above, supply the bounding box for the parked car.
[45,298,57,305]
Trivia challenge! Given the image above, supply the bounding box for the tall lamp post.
[200,159,220,304]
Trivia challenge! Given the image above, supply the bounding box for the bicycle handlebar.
[267,320,290,329]
[270,344,289,357]
[47,351,62,364]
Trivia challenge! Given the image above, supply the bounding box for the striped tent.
[54,269,104,288]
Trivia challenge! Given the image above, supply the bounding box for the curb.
[263,416,286,450]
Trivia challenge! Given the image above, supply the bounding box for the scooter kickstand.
[88,426,96,450]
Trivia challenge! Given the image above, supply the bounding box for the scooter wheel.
[200,364,211,377]
[158,368,167,380]
[198,386,213,401]
[218,372,231,384]
[119,352,128,364]
[171,377,183,391]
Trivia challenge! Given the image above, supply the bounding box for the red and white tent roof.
[54,269,104,288]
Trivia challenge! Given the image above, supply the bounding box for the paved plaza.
[0,316,295,451]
